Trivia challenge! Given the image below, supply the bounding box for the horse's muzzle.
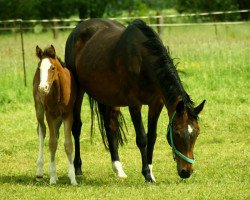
[178,169,193,179]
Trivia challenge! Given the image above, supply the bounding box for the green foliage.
[175,0,239,13]
[77,0,109,18]
[0,0,39,20]
[0,0,248,21]
[37,0,76,19]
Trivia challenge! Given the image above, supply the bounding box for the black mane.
[130,19,195,113]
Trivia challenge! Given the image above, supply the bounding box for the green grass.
[0,24,249,199]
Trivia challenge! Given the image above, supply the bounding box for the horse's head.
[167,100,205,179]
[36,45,60,95]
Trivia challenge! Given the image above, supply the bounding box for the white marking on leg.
[188,125,193,134]
[68,162,77,185]
[36,124,44,179]
[50,161,57,185]
[63,118,78,185]
[112,161,127,178]
[148,164,156,182]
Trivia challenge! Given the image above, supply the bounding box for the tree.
[0,0,39,20]
[175,0,238,13]
[76,0,109,19]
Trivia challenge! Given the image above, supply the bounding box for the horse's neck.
[166,96,182,118]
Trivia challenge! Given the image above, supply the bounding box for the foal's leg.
[35,101,46,180]
[63,114,77,185]
[147,100,163,182]
[99,104,127,178]
[46,114,59,184]
[72,90,84,175]
[129,105,153,182]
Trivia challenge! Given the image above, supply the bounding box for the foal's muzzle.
[39,83,50,94]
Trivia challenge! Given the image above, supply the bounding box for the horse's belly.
[77,70,136,106]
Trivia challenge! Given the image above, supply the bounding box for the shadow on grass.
[0,174,174,187]
[0,174,132,187]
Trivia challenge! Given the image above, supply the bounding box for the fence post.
[19,19,27,87]
[156,12,163,35]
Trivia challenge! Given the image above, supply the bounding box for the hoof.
[50,176,58,185]
[117,172,128,179]
[143,172,156,183]
[75,168,83,176]
[71,180,78,186]
[145,177,156,183]
[36,175,43,181]
[112,161,127,179]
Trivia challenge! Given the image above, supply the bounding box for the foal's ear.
[176,100,185,114]
[36,45,43,59]
[47,45,56,58]
[194,100,206,115]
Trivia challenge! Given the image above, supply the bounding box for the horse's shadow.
[0,174,133,187]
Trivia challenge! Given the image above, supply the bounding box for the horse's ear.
[194,100,206,115]
[36,45,43,59]
[176,100,185,114]
[48,45,56,58]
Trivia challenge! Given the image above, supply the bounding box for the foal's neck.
[55,66,71,105]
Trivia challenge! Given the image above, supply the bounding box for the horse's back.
[65,19,125,77]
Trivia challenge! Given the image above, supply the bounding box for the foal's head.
[167,100,205,179]
[36,45,62,95]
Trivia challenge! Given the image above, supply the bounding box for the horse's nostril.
[180,169,192,179]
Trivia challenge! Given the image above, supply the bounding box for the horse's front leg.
[46,114,60,185]
[147,100,164,182]
[129,105,153,182]
[72,90,84,176]
[63,113,77,185]
[35,101,46,180]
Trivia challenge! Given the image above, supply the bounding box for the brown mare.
[65,19,205,182]
[33,45,77,185]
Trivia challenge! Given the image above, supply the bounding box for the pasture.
[0,23,249,199]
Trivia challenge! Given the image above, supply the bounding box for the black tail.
[88,96,127,150]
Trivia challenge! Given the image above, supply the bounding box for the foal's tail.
[88,96,127,149]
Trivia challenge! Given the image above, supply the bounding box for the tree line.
[0,0,249,20]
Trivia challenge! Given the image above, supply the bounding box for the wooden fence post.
[19,19,27,87]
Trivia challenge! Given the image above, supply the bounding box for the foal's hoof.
[71,180,78,186]
[50,176,58,185]
[75,168,83,176]
[36,175,43,181]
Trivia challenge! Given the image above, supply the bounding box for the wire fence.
[0,9,249,86]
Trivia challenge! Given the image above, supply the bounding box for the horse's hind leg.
[72,91,84,176]
[35,101,46,180]
[98,104,127,178]
[63,114,77,185]
[129,105,154,182]
[147,100,164,182]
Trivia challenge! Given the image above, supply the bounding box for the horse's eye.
[51,66,55,71]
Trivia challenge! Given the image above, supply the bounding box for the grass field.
[0,23,249,199]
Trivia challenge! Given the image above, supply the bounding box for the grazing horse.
[33,45,77,185]
[65,19,205,182]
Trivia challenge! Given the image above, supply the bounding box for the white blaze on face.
[188,125,193,134]
[39,58,52,93]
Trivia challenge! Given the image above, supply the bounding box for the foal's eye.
[51,66,55,71]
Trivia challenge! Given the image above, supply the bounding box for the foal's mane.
[127,19,195,113]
